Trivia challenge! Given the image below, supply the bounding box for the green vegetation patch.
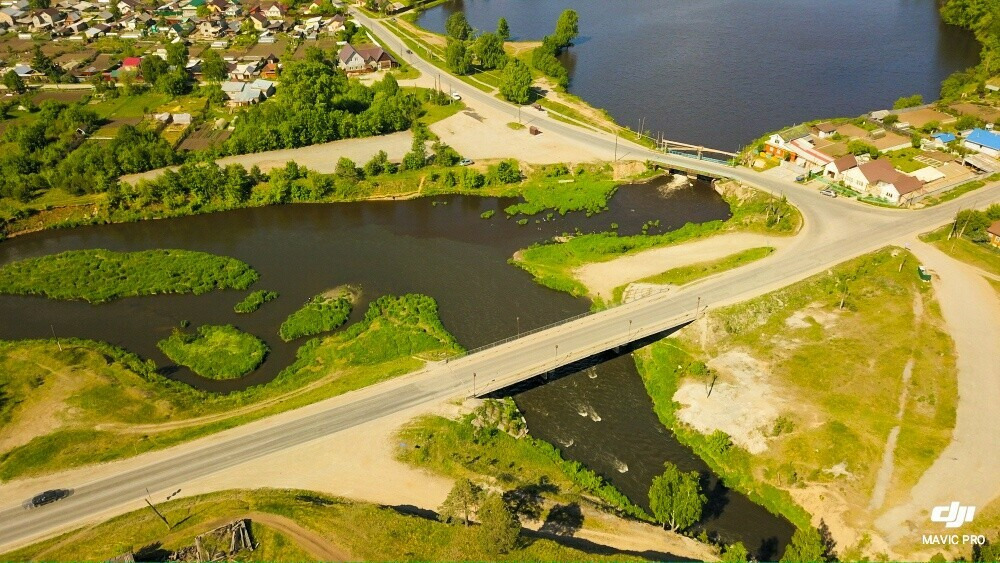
[234,290,279,314]
[279,295,353,342]
[398,400,649,521]
[636,248,957,526]
[920,208,1000,276]
[158,324,268,380]
[0,249,258,303]
[504,164,617,217]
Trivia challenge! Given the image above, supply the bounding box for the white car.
[450,92,462,101]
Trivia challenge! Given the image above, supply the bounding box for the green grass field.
[921,224,1000,276]
[158,324,268,380]
[0,249,259,303]
[635,248,958,526]
[504,167,618,217]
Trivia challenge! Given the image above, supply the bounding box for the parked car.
[459,158,474,166]
[450,91,461,101]
[22,489,72,509]
[820,188,837,198]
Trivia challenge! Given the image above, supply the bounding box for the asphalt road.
[2,14,1000,551]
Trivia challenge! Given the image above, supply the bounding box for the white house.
[963,128,1000,158]
[842,159,923,204]
[823,154,858,181]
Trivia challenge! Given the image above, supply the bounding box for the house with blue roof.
[963,128,1000,158]
[931,132,956,147]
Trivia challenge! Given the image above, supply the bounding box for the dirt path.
[875,239,1000,544]
[868,357,915,511]
[248,512,353,561]
[575,232,790,300]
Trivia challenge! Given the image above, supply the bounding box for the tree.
[166,41,189,68]
[893,93,923,109]
[445,12,471,41]
[438,478,482,526]
[445,39,471,75]
[335,157,361,182]
[499,58,532,104]
[201,49,227,82]
[140,55,170,85]
[3,70,26,94]
[496,17,510,41]
[721,542,749,563]
[475,492,520,554]
[553,9,579,49]
[156,68,191,96]
[474,32,507,70]
[648,462,706,531]
[780,527,827,563]
[846,139,879,158]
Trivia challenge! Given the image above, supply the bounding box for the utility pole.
[694,296,701,319]
[516,315,520,337]
[472,372,476,397]
[614,131,618,161]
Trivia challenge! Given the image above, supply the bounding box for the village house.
[823,154,858,181]
[764,125,810,160]
[812,122,837,139]
[963,128,1000,158]
[987,220,1000,249]
[220,78,274,106]
[337,42,397,74]
[32,8,65,29]
[260,1,286,19]
[116,0,138,13]
[842,158,923,205]
[0,6,26,27]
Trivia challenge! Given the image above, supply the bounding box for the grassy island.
[158,324,268,380]
[279,294,353,342]
[234,290,279,313]
[0,249,258,303]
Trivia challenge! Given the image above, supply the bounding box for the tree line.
[440,10,577,104]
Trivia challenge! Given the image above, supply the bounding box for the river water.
[0,179,797,555]
[414,0,981,152]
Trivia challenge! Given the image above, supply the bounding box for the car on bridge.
[22,489,72,509]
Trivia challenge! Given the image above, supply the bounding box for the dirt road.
[575,232,791,300]
[875,239,1000,544]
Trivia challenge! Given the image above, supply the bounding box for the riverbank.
[512,181,801,304]
[0,294,461,480]
[633,247,959,560]
[1,155,645,242]
[394,399,718,561]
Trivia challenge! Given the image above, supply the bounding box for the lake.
[414,0,981,151]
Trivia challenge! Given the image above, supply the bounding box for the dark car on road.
[22,489,72,509]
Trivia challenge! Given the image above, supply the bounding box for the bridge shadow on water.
[480,323,690,399]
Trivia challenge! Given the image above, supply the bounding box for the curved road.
[1,13,999,552]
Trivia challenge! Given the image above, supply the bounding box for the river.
[0,179,796,555]
[414,0,981,152]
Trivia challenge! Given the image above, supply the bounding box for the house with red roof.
[841,159,923,205]
[987,220,1000,249]
[121,56,142,71]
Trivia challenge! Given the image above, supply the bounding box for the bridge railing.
[451,309,597,360]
